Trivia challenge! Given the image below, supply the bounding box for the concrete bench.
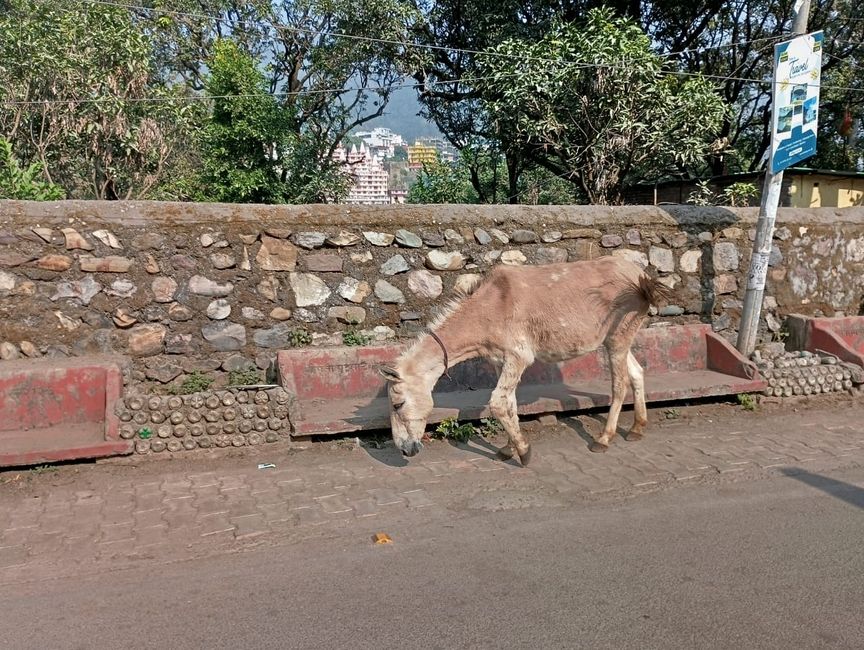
[0,356,130,467]
[785,314,864,368]
[277,324,765,437]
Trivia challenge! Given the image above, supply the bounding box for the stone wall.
[1,200,863,394]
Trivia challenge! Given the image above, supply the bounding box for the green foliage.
[724,182,759,208]
[662,0,864,176]
[478,417,503,437]
[282,139,353,204]
[1,0,417,201]
[168,371,214,395]
[771,327,791,345]
[195,39,356,204]
[479,8,726,204]
[0,0,197,199]
[663,407,681,420]
[0,138,65,200]
[197,40,295,203]
[737,393,758,411]
[516,167,580,205]
[3,1,863,201]
[688,180,716,206]
[288,328,313,348]
[227,368,262,386]
[433,417,476,443]
[407,141,581,205]
[407,158,478,204]
[417,1,864,182]
[389,147,409,162]
[809,63,864,174]
[137,427,153,440]
[148,0,418,203]
[342,329,372,346]
[431,416,502,442]
[688,180,758,207]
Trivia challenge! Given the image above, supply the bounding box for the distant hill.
[362,86,442,144]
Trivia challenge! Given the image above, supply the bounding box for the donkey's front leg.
[590,347,629,453]
[490,354,532,466]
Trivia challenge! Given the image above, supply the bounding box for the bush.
[737,393,758,411]
[433,417,476,443]
[168,371,214,395]
[343,328,372,347]
[288,328,312,347]
[0,137,65,200]
[228,367,261,386]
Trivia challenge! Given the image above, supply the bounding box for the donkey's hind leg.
[490,352,533,466]
[625,351,647,442]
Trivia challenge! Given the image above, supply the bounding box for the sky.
[362,86,442,143]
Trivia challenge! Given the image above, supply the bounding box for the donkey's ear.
[378,365,401,382]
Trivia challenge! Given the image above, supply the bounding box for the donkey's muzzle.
[400,440,423,457]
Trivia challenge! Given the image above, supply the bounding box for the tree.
[0,137,65,200]
[808,60,864,171]
[0,0,197,199]
[413,0,864,190]
[647,0,864,174]
[406,146,579,204]
[407,157,478,204]
[198,40,355,204]
[198,40,295,203]
[478,9,726,204]
[142,0,421,198]
[517,167,581,205]
[389,147,409,162]
[410,0,687,200]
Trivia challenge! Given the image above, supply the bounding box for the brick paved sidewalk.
[2,399,863,580]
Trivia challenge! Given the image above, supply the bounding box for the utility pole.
[737,0,812,356]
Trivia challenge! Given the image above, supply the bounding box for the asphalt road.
[3,466,863,650]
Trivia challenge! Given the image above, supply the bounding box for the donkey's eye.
[393,401,404,411]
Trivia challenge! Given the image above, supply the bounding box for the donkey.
[378,256,670,465]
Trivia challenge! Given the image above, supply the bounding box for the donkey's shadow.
[361,440,409,468]
[445,435,522,467]
[564,411,636,449]
[445,411,628,463]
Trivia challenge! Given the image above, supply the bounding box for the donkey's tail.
[604,271,672,318]
[636,272,673,311]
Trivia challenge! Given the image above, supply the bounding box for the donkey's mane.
[397,272,487,363]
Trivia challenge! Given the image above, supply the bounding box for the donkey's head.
[379,365,434,457]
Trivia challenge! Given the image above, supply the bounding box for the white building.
[333,143,391,205]
[354,127,406,159]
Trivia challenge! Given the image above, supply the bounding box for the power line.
[66,0,796,64]
[62,0,569,65]
[662,35,786,58]
[5,58,864,108]
[823,50,864,86]
[0,74,506,106]
[55,0,864,86]
[4,1,864,107]
[831,38,864,49]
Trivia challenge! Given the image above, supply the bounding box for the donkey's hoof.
[518,446,532,467]
[589,441,609,453]
[496,446,515,461]
[626,431,644,442]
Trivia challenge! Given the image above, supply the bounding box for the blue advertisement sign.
[770,32,823,174]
